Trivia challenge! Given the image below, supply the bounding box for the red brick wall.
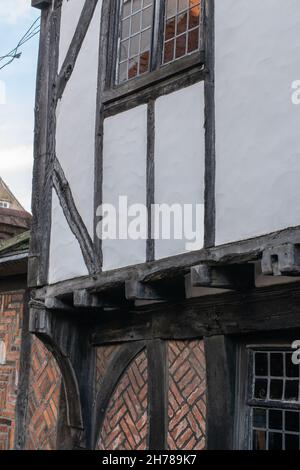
[97,349,148,450]
[0,292,24,450]
[95,339,206,450]
[168,340,206,450]
[25,336,62,450]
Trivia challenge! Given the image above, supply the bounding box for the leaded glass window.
[248,349,300,450]
[116,0,204,85]
[163,0,202,64]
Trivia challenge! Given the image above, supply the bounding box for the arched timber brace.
[93,340,168,450]
[29,301,97,449]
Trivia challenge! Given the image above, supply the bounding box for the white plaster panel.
[58,0,86,71]
[56,0,102,238]
[154,82,205,260]
[215,0,300,245]
[49,189,88,284]
[102,105,147,271]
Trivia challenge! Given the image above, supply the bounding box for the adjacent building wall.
[0,292,24,449]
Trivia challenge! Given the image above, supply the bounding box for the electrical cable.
[0,17,40,71]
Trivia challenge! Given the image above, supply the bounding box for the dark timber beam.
[53,157,100,275]
[56,0,98,100]
[262,243,300,276]
[205,336,236,450]
[32,0,51,9]
[189,263,255,290]
[125,280,166,301]
[73,289,118,310]
[91,281,300,345]
[45,297,73,311]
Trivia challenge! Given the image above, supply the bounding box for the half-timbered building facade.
[29,0,300,450]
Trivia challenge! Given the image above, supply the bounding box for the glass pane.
[285,411,300,432]
[253,408,266,429]
[177,12,188,35]
[255,353,268,376]
[142,6,153,29]
[120,40,129,61]
[129,35,140,58]
[143,0,152,6]
[269,409,283,430]
[175,34,187,58]
[164,40,174,63]
[269,432,282,450]
[131,12,141,34]
[189,3,201,29]
[128,57,139,78]
[178,0,189,12]
[123,0,131,18]
[284,380,299,401]
[133,0,142,12]
[270,379,283,400]
[141,29,151,52]
[188,28,199,53]
[286,353,299,378]
[254,379,268,400]
[166,0,177,18]
[285,434,299,450]
[122,18,130,39]
[139,50,150,74]
[270,353,283,377]
[253,430,266,450]
[118,61,128,83]
[165,17,176,41]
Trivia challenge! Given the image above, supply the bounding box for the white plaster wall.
[49,190,88,284]
[102,105,147,271]
[154,82,205,259]
[56,0,102,238]
[215,0,300,245]
[58,0,86,71]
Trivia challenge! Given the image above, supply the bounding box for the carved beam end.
[262,244,300,276]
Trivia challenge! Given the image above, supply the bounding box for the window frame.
[103,0,205,105]
[236,337,300,450]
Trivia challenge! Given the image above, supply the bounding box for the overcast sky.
[0,0,40,212]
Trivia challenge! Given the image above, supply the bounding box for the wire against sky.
[0,17,40,71]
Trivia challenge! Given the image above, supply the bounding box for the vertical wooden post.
[204,335,236,449]
[148,339,168,450]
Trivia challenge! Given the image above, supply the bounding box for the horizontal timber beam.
[73,289,118,310]
[189,264,255,290]
[36,224,300,301]
[91,281,300,344]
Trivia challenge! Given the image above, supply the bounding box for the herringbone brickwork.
[167,340,206,450]
[0,292,24,450]
[97,350,148,450]
[25,336,62,450]
[95,345,121,397]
